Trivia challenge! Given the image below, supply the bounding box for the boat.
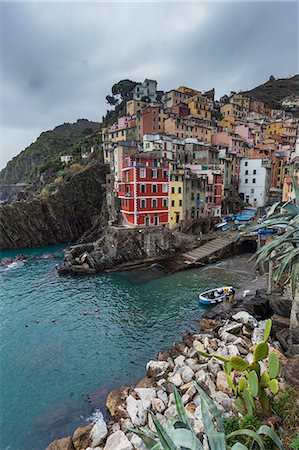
[198,286,233,305]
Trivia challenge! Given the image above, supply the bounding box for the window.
[251,189,254,194]
[245,179,248,184]
[140,199,146,208]
[179,200,182,206]
[253,178,256,184]
[245,161,248,166]
[163,199,167,207]
[178,187,182,194]
[245,170,248,175]
[152,184,157,193]
[171,187,175,194]
[140,169,146,178]
[162,184,168,193]
[152,199,157,208]
[152,169,158,178]
[171,200,175,207]
[140,184,146,194]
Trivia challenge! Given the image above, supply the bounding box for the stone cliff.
[57,226,200,275]
[0,162,108,249]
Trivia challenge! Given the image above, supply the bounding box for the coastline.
[46,281,297,450]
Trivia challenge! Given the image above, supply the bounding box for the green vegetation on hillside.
[0,119,101,185]
[243,74,299,109]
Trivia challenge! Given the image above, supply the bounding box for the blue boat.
[258,229,277,235]
[199,286,233,305]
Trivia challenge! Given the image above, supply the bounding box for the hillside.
[0,119,101,185]
[243,74,299,109]
[0,162,108,249]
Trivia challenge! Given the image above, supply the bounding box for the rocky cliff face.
[57,226,200,275]
[0,162,108,249]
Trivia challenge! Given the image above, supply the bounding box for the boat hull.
[198,286,233,306]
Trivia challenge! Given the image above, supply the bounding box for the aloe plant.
[199,319,280,416]
[130,382,284,449]
[249,175,299,354]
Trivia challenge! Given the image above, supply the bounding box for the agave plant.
[250,175,299,354]
[131,382,284,449]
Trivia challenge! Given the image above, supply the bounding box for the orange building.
[164,116,212,142]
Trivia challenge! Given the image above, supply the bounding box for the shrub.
[68,163,83,174]
[54,176,64,186]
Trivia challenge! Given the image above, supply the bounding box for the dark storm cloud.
[0,1,298,169]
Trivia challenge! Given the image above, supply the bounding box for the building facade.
[238,158,271,207]
[118,155,169,227]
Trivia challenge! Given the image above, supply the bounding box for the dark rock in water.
[203,302,234,321]
[135,376,152,388]
[171,341,186,358]
[269,294,292,318]
[199,318,223,331]
[181,332,195,348]
[157,350,172,361]
[72,423,92,450]
[106,387,130,420]
[281,356,299,387]
[46,436,75,450]
[203,289,273,323]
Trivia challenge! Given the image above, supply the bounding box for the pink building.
[109,116,131,132]
[235,125,254,146]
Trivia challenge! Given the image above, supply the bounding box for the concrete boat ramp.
[181,235,237,265]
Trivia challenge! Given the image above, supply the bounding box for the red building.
[170,102,190,117]
[137,106,161,139]
[118,155,169,227]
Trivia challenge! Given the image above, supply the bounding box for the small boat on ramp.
[199,286,234,305]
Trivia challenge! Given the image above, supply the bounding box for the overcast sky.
[0,1,298,170]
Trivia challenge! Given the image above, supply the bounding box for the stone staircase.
[182,236,235,263]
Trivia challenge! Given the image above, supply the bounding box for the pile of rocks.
[46,311,285,450]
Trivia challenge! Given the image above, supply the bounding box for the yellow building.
[169,166,185,228]
[126,99,146,116]
[230,93,250,111]
[266,121,297,145]
[177,86,200,96]
[188,94,211,121]
[164,116,212,143]
[221,103,247,120]
[219,116,236,133]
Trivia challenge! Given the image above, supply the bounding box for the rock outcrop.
[0,163,108,249]
[46,312,289,450]
[57,226,200,275]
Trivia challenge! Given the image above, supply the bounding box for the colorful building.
[187,94,212,121]
[126,99,147,116]
[164,116,212,142]
[162,90,193,108]
[118,155,169,227]
[169,165,185,228]
[266,121,297,146]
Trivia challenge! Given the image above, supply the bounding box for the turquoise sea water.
[0,246,254,450]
